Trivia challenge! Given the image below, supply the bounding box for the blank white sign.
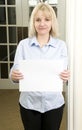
[19,59,67,92]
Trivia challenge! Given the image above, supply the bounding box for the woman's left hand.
[60,70,70,82]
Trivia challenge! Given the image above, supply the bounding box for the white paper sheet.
[19,59,67,92]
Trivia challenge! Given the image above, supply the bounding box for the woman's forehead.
[35,10,51,18]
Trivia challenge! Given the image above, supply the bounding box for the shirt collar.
[30,36,58,48]
[47,36,58,48]
[30,37,39,46]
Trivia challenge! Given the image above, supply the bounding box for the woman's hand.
[11,70,24,82]
[60,70,70,82]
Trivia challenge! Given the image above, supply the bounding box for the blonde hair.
[28,2,59,37]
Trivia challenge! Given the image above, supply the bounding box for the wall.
[58,0,66,41]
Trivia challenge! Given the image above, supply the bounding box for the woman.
[10,2,70,130]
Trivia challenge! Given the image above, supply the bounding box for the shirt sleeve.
[61,41,68,69]
[9,41,24,83]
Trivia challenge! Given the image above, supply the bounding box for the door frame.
[66,0,82,130]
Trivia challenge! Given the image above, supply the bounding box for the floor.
[0,90,67,130]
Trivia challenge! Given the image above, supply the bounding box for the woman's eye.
[35,18,51,22]
[35,18,41,22]
[45,18,50,21]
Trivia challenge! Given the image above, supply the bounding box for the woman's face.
[34,10,52,36]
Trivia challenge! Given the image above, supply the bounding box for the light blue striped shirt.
[10,36,68,113]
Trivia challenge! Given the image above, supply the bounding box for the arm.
[9,41,24,83]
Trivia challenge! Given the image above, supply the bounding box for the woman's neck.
[37,34,50,47]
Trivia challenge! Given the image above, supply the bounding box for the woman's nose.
[40,20,45,25]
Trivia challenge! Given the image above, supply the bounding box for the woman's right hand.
[11,70,24,82]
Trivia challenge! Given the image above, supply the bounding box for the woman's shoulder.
[19,37,30,44]
[17,37,33,47]
[52,37,66,47]
[55,38,66,44]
